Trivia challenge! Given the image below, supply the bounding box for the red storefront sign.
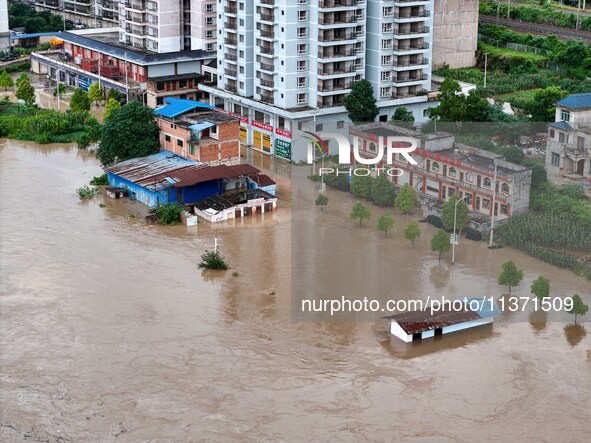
[276,128,292,139]
[252,120,273,132]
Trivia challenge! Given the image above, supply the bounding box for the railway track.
[480,14,591,42]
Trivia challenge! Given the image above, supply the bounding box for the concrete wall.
[432,0,478,69]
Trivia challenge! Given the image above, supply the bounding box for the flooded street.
[1,141,590,442]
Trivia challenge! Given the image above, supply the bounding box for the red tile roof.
[384,306,481,335]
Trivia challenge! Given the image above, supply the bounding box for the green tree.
[103,98,121,120]
[404,220,421,246]
[88,82,104,105]
[371,173,395,206]
[315,193,328,211]
[427,78,466,122]
[344,79,379,123]
[395,183,418,215]
[498,260,524,295]
[390,106,415,127]
[431,229,451,264]
[350,173,373,199]
[377,213,394,237]
[530,275,550,301]
[500,146,525,165]
[464,91,491,122]
[70,88,90,113]
[522,160,548,191]
[441,195,469,232]
[16,73,29,88]
[53,83,65,96]
[97,101,160,165]
[198,250,229,270]
[0,70,14,91]
[568,294,589,325]
[107,88,122,103]
[527,86,565,122]
[350,202,371,227]
[15,78,35,104]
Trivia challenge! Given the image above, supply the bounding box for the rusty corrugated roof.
[384,306,481,335]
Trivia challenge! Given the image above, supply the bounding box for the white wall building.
[0,0,9,52]
[201,0,439,161]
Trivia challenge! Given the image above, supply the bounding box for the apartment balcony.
[393,0,430,5]
[259,93,275,104]
[318,15,357,26]
[317,82,353,94]
[258,29,277,41]
[318,66,356,77]
[125,1,145,10]
[392,42,430,54]
[226,84,238,93]
[224,21,237,30]
[225,54,238,62]
[258,79,276,89]
[224,6,237,14]
[319,0,356,9]
[392,27,430,37]
[260,13,275,23]
[259,62,275,73]
[394,10,430,20]
[125,13,146,24]
[318,48,356,60]
[392,89,428,99]
[224,37,238,46]
[392,73,428,85]
[224,69,238,78]
[260,0,277,7]
[318,98,347,108]
[318,31,356,44]
[258,46,276,57]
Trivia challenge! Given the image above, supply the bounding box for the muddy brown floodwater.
[1,141,590,442]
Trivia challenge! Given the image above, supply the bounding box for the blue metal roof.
[465,298,501,319]
[154,98,215,118]
[557,93,591,109]
[189,121,215,132]
[549,121,573,131]
[10,32,57,40]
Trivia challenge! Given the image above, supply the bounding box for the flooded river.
[1,141,590,442]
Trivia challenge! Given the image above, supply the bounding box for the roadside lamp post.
[214,236,220,254]
[451,194,470,265]
[483,53,489,89]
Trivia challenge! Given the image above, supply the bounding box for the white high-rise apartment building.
[201,0,437,160]
[118,0,217,53]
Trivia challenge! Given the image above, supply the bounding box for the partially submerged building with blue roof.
[546,92,591,182]
[154,98,241,166]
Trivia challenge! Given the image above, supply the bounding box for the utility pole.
[496,0,501,22]
[489,163,498,247]
[507,0,511,19]
[576,0,582,31]
[56,70,61,112]
[483,53,489,88]
[214,236,219,254]
[451,195,469,265]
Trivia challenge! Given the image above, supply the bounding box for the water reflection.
[564,324,587,347]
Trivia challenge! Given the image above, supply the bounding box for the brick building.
[349,123,532,226]
[154,98,240,166]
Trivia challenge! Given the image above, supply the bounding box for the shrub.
[155,203,183,225]
[198,250,229,270]
[90,173,109,186]
[77,185,97,200]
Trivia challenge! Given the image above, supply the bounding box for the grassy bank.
[0,98,99,144]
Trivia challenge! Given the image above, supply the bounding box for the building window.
[448,167,457,178]
[297,28,308,38]
[165,135,171,142]
[432,162,439,172]
[382,6,393,17]
[482,199,490,209]
[316,124,323,132]
[297,11,307,21]
[549,129,555,139]
[380,87,391,98]
[501,183,509,193]
[297,77,307,87]
[179,80,187,88]
[577,136,585,151]
[381,71,391,81]
[559,132,565,143]
[177,139,183,147]
[369,143,376,152]
[500,204,508,215]
[465,172,473,183]
[381,55,392,66]
[297,44,308,55]
[190,145,195,155]
[560,110,570,122]
[296,93,307,104]
[551,152,560,167]
[483,178,491,187]
[157,82,164,91]
[297,60,307,71]
[337,121,344,129]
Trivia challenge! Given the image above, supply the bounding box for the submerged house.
[384,298,501,342]
[105,152,278,216]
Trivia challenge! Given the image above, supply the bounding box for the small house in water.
[384,298,501,342]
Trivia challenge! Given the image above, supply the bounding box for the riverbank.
[1,141,589,442]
